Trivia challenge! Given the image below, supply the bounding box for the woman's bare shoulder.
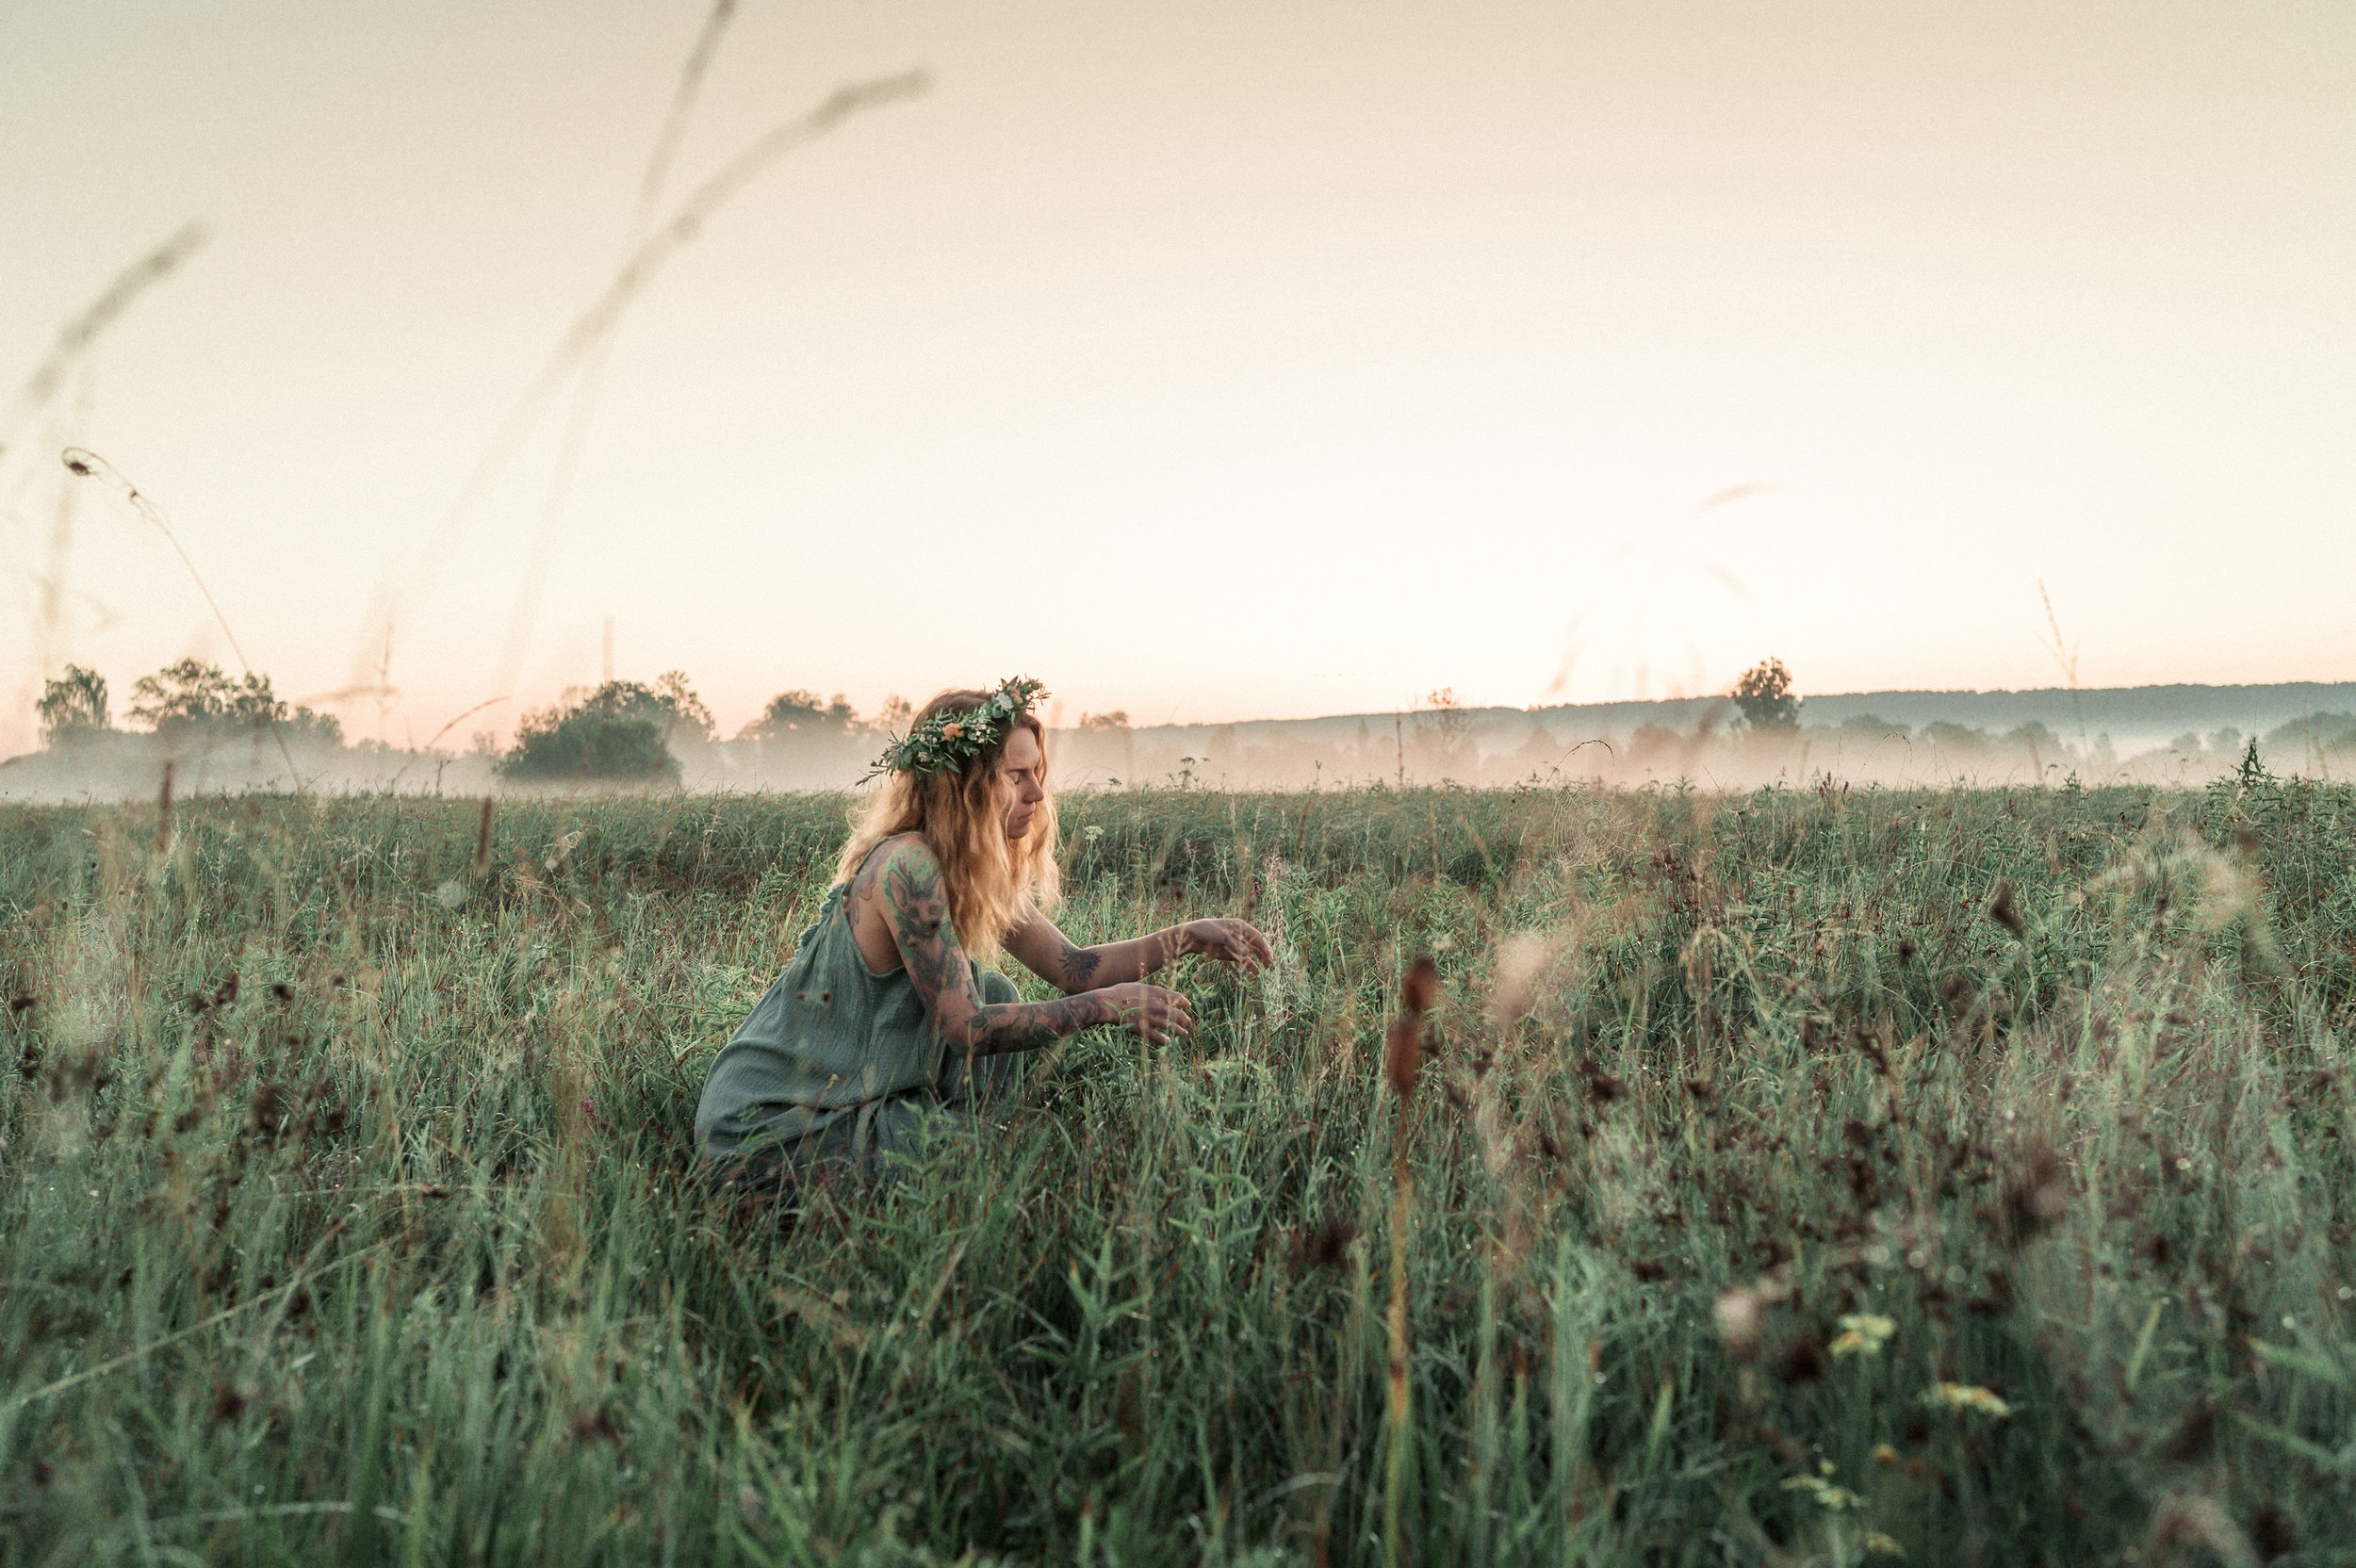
[847,831,937,898]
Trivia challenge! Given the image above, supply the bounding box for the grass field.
[3,778,2353,1565]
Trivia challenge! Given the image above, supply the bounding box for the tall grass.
[2,778,2352,1563]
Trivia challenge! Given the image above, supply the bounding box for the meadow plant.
[1,779,2351,1563]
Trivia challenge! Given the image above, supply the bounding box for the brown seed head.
[571,1407,622,1443]
[1383,1017,1421,1100]
[2158,1400,2217,1464]
[1401,956,1440,1018]
[1582,1062,1625,1106]
[1996,1138,2069,1245]
[2251,1505,2298,1560]
[1291,1216,1361,1272]
[1774,1332,1826,1385]
[249,1082,288,1139]
[209,1382,260,1426]
[1384,956,1439,1099]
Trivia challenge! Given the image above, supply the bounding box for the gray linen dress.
[695,874,1021,1183]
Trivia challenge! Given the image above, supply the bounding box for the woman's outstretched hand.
[1103,982,1194,1046]
[1181,918,1274,973]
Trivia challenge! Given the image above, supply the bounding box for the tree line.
[36,661,344,748]
[28,662,952,783]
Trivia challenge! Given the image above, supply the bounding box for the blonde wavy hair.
[834,688,1061,959]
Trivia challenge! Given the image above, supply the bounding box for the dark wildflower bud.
[1987,880,2023,936]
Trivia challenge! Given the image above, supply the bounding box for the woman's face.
[997,726,1047,841]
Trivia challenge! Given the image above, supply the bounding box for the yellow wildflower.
[1779,1475,1863,1511]
[1864,1531,1905,1558]
[1831,1313,1897,1358]
[1922,1382,2013,1418]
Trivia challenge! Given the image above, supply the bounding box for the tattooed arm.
[1005,905,1274,995]
[875,837,1193,1053]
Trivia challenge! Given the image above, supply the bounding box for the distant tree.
[2002,721,2065,754]
[1628,724,1688,766]
[1413,687,1474,776]
[129,659,250,730]
[740,688,857,743]
[2264,711,2356,762]
[1065,710,1137,787]
[499,674,712,782]
[564,676,712,743]
[2003,721,2068,774]
[1507,721,1566,777]
[1837,713,1909,741]
[36,664,110,742]
[501,711,675,783]
[653,671,716,743]
[1920,721,1989,756]
[1731,659,1799,731]
[127,659,342,745]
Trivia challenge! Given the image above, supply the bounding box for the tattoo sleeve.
[883,842,1114,1054]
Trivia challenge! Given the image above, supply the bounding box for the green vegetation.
[497,674,715,784]
[32,665,109,742]
[1733,658,1801,732]
[2,778,2353,1564]
[124,658,345,747]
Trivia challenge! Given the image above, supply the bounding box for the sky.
[3,0,2351,753]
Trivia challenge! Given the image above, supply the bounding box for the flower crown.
[867,677,1047,781]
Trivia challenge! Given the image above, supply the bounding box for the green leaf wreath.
[866,677,1048,781]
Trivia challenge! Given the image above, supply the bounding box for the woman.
[695,678,1273,1185]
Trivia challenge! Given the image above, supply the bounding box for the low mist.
[8,661,2352,804]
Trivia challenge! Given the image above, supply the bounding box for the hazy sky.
[4,1,2351,752]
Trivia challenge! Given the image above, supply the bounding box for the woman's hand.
[1101,982,1194,1046]
[1181,918,1274,973]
